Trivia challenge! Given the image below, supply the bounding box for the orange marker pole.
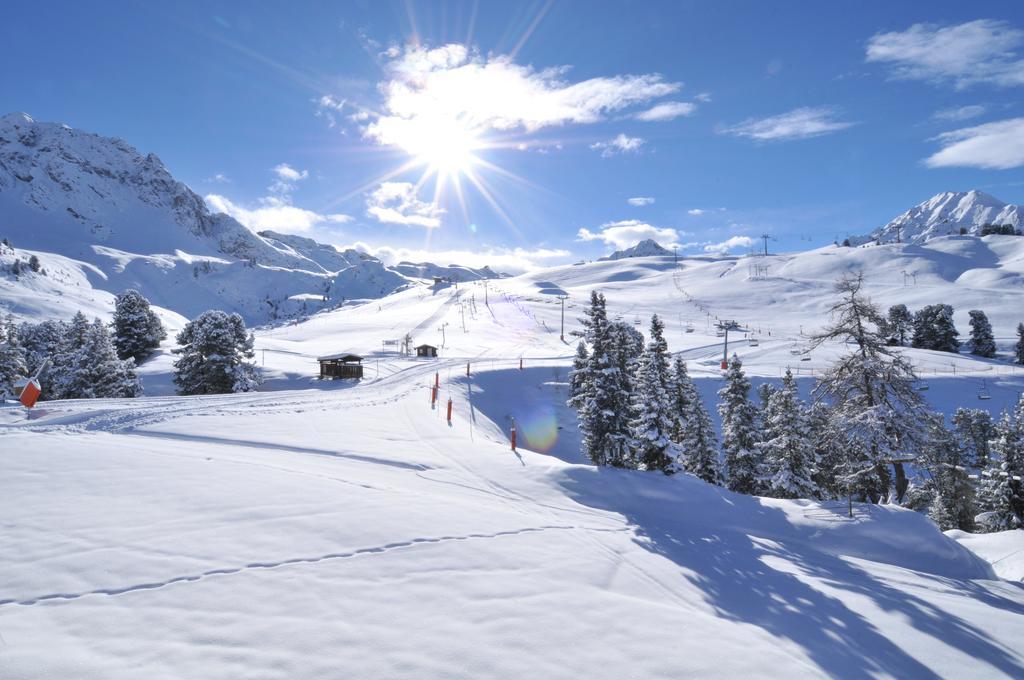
[435,372,440,388]
[431,385,438,407]
[510,419,517,451]
[446,397,453,422]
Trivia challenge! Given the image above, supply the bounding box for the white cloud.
[924,117,1024,170]
[273,163,309,182]
[933,105,987,122]
[694,92,713,103]
[345,242,571,275]
[366,182,445,228]
[703,235,755,254]
[687,209,706,216]
[591,133,646,157]
[627,196,655,206]
[206,173,230,184]
[576,219,681,249]
[722,107,854,142]
[635,101,697,122]
[866,20,1024,89]
[363,43,680,152]
[206,194,351,234]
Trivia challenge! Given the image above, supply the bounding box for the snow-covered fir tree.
[17,319,66,400]
[718,354,761,494]
[978,400,1024,532]
[570,292,613,466]
[603,319,643,468]
[812,274,928,503]
[807,401,843,500]
[173,310,260,395]
[629,315,676,472]
[670,357,720,483]
[50,312,92,399]
[760,369,818,499]
[113,289,166,362]
[0,315,28,399]
[921,415,975,532]
[59,318,142,399]
[967,309,996,358]
[912,304,960,353]
[1015,322,1024,365]
[952,408,995,469]
[568,341,590,406]
[886,304,913,346]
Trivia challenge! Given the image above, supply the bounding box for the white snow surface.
[4,247,1024,678]
[949,530,1024,581]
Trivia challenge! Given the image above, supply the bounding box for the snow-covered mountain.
[391,260,503,282]
[0,113,500,325]
[600,238,673,260]
[864,190,1021,244]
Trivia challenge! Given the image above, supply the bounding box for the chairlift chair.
[978,380,992,400]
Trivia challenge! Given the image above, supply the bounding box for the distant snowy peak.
[391,261,503,282]
[601,238,673,260]
[868,191,1021,244]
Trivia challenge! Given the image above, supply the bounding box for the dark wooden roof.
[317,353,363,363]
[414,344,437,350]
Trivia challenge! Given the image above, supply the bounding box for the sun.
[400,115,481,177]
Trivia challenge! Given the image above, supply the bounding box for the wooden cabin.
[415,344,438,358]
[317,353,364,380]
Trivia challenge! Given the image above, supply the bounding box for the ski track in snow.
[0,524,624,608]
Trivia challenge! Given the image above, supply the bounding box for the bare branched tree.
[811,272,928,502]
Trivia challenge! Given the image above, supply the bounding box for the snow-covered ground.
[949,530,1024,582]
[4,246,1024,678]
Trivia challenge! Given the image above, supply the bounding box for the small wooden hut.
[415,344,438,358]
[317,353,364,379]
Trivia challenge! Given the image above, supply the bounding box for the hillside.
[0,113,499,325]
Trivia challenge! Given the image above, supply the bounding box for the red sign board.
[19,379,41,408]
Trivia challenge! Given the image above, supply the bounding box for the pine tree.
[1015,322,1024,365]
[568,341,590,406]
[952,408,995,469]
[112,289,166,362]
[812,273,929,503]
[807,402,843,500]
[670,357,720,483]
[50,312,92,399]
[173,310,260,395]
[913,304,959,352]
[0,316,28,400]
[17,319,66,400]
[967,310,996,358]
[921,415,975,532]
[603,320,643,468]
[718,354,761,494]
[761,369,818,499]
[629,315,676,472]
[887,304,913,346]
[978,399,1024,531]
[61,319,142,398]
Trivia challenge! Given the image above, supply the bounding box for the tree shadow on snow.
[559,468,1024,679]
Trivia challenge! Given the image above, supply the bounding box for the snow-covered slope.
[390,260,502,282]
[600,237,673,260]
[5,239,1024,677]
[948,530,1024,581]
[0,114,501,325]
[864,190,1021,244]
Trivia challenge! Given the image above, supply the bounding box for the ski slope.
[4,242,1024,678]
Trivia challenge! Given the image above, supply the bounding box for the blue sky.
[4,1,1024,271]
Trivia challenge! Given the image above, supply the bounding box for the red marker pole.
[431,385,438,407]
[519,357,523,371]
[435,372,439,389]
[446,397,453,422]
[510,419,517,451]
[466,362,470,377]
